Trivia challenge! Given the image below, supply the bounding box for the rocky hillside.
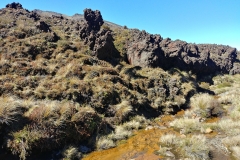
[33,9,122,30]
[0,2,239,160]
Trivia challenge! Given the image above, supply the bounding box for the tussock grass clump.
[215,118,240,136]
[169,117,200,134]
[189,93,222,118]
[210,74,240,94]
[62,146,82,160]
[96,116,146,151]
[110,125,132,140]
[177,135,210,159]
[115,100,133,121]
[122,120,141,130]
[222,135,240,148]
[27,101,60,123]
[231,146,240,159]
[4,98,101,160]
[229,105,240,120]
[121,115,147,131]
[8,125,48,160]
[0,96,28,127]
[190,93,214,110]
[97,136,116,150]
[201,118,240,136]
[0,97,21,125]
[219,93,240,120]
[160,134,178,146]
[159,134,210,160]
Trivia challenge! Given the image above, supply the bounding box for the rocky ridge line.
[126,29,238,76]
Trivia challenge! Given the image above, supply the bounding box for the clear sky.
[1,0,240,50]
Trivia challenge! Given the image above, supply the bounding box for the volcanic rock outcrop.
[6,2,23,9]
[126,30,163,67]
[160,39,237,74]
[126,30,238,76]
[79,9,119,60]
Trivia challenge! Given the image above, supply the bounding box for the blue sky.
[1,0,240,50]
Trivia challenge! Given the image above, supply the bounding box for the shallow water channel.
[83,115,176,160]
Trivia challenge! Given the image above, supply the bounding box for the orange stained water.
[205,117,219,123]
[83,115,176,160]
[83,128,178,160]
[175,110,185,118]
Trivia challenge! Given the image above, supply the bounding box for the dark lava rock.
[79,145,91,153]
[79,9,104,40]
[6,2,23,9]
[36,21,51,32]
[126,30,237,76]
[80,9,119,61]
[83,9,103,31]
[28,11,40,21]
[91,29,118,60]
[160,39,237,75]
[127,30,163,67]
[45,32,59,42]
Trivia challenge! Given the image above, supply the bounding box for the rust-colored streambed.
[83,113,222,160]
[83,115,176,160]
[83,129,174,160]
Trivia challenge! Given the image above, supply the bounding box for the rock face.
[160,39,237,75]
[80,9,119,60]
[127,30,163,67]
[126,30,238,75]
[92,29,117,60]
[6,2,23,9]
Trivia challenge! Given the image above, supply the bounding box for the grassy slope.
[0,6,198,160]
[0,5,239,160]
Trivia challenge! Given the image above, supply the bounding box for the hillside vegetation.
[0,2,239,160]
